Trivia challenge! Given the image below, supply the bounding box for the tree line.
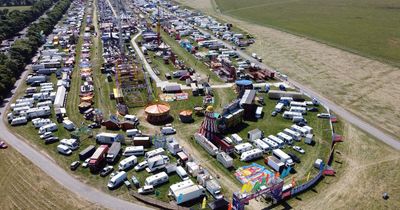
[0,0,71,102]
[0,0,36,7]
[0,0,58,42]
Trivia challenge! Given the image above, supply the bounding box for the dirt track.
[177,0,400,140]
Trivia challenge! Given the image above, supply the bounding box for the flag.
[306,171,311,182]
[201,197,207,209]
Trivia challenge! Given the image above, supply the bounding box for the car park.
[293,146,305,154]
[70,161,81,171]
[100,166,114,177]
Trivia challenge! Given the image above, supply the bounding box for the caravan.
[145,172,169,187]
[231,134,243,144]
[234,143,253,155]
[32,118,52,128]
[38,123,58,134]
[240,149,263,162]
[123,146,144,157]
[290,106,307,114]
[118,155,138,171]
[283,128,302,141]
[262,138,279,149]
[277,132,293,145]
[145,148,165,159]
[267,135,285,148]
[282,111,302,119]
[147,155,170,172]
[253,139,270,153]
[290,124,308,136]
[11,116,28,126]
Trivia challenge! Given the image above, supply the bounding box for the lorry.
[205,179,223,200]
[89,145,109,172]
[106,142,121,163]
[265,156,285,172]
[107,171,127,189]
[272,149,294,167]
[95,133,124,145]
[79,145,96,161]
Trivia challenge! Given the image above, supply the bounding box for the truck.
[205,179,223,200]
[79,145,96,161]
[95,133,124,145]
[265,156,285,172]
[106,142,121,163]
[89,145,109,172]
[272,149,294,167]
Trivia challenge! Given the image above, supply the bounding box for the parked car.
[70,161,81,171]
[292,146,305,154]
[82,158,90,168]
[138,185,154,195]
[124,180,131,189]
[0,141,8,149]
[296,121,307,127]
[307,107,318,112]
[100,166,114,177]
[271,111,277,117]
[40,132,53,139]
[131,175,140,188]
[44,136,59,144]
[317,113,330,118]
[134,161,148,171]
[288,152,301,163]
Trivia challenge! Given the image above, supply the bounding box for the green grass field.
[0,5,31,11]
[215,0,400,65]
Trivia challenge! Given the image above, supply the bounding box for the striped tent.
[198,106,219,141]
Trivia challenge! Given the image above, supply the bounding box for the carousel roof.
[145,103,170,116]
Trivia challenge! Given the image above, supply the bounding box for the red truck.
[89,145,109,172]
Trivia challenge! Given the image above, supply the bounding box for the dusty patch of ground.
[177,0,400,139]
[0,147,103,210]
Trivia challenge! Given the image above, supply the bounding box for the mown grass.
[216,0,400,66]
[0,5,31,11]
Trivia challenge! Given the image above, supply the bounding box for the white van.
[57,144,72,155]
[123,146,144,157]
[38,123,58,134]
[145,148,165,159]
[253,139,270,153]
[126,129,142,137]
[145,172,169,187]
[277,132,293,145]
[240,148,263,162]
[275,103,284,112]
[60,139,79,150]
[283,128,301,141]
[176,166,189,181]
[11,116,28,126]
[234,143,253,155]
[118,155,138,171]
[107,171,127,189]
[262,138,279,149]
[255,106,263,119]
[231,134,243,144]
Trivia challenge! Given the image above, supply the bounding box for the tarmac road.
[193,26,400,150]
[0,64,152,210]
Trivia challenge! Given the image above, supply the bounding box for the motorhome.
[147,155,170,172]
[176,166,189,181]
[118,155,138,171]
[234,143,253,155]
[303,125,313,134]
[272,149,294,166]
[38,123,58,134]
[145,148,165,159]
[60,138,79,150]
[283,128,301,141]
[145,172,169,187]
[255,106,263,119]
[240,149,263,162]
[123,146,144,157]
[253,139,270,153]
[63,119,76,131]
[277,132,294,145]
[107,171,127,189]
[231,134,243,144]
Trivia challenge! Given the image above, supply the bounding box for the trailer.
[194,133,218,156]
[89,145,109,172]
[12,106,30,115]
[240,148,263,162]
[79,145,96,161]
[106,142,121,163]
[265,156,285,173]
[32,118,52,128]
[290,101,307,107]
[96,133,125,145]
[123,146,144,157]
[290,124,308,136]
[289,106,307,114]
[231,133,243,144]
[119,155,138,171]
[10,101,33,110]
[216,152,233,168]
[38,123,58,134]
